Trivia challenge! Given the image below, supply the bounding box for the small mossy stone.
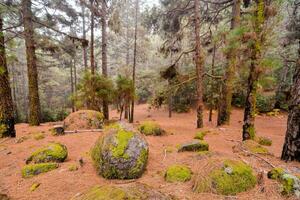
[267,167,285,180]
[26,143,68,164]
[244,140,269,154]
[178,140,209,152]
[71,183,173,200]
[165,164,192,183]
[138,121,164,136]
[91,125,149,179]
[21,163,58,178]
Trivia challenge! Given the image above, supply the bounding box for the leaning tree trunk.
[242,0,264,140]
[101,0,109,120]
[217,0,241,126]
[130,0,139,123]
[194,0,205,128]
[22,0,41,126]
[0,14,15,138]
[281,42,300,161]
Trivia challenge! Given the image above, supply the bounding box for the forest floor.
[1,104,300,200]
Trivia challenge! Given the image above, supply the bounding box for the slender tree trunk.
[209,44,217,122]
[101,0,109,120]
[281,41,300,161]
[22,0,41,126]
[194,0,205,128]
[130,0,139,123]
[217,0,241,126]
[242,0,264,140]
[168,53,173,118]
[73,56,77,112]
[90,0,95,75]
[81,4,88,71]
[70,61,75,112]
[124,0,130,120]
[0,15,15,137]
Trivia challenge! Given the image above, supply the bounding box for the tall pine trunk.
[101,0,109,120]
[209,44,217,122]
[130,0,139,123]
[90,0,95,75]
[194,0,205,128]
[81,3,88,71]
[217,0,241,126]
[242,0,264,140]
[0,14,15,137]
[22,0,41,126]
[70,60,75,112]
[281,42,300,161]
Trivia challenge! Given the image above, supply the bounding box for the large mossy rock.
[64,110,104,131]
[194,160,257,195]
[165,164,192,183]
[26,143,68,164]
[21,163,58,178]
[138,121,164,136]
[178,140,209,152]
[91,126,149,179]
[71,183,173,200]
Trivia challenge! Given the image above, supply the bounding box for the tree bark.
[81,3,88,71]
[130,0,139,123]
[22,0,41,126]
[209,44,217,122]
[281,41,300,161]
[70,60,75,112]
[101,0,109,120]
[90,0,95,75]
[194,0,205,128]
[242,0,264,140]
[217,0,241,126]
[0,14,15,137]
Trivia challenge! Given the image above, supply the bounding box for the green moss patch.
[111,129,134,159]
[26,143,68,164]
[33,132,45,140]
[165,164,192,182]
[21,163,58,178]
[138,121,164,136]
[194,130,210,140]
[68,164,79,171]
[178,140,209,152]
[267,167,285,180]
[256,136,272,146]
[194,160,257,195]
[244,140,269,154]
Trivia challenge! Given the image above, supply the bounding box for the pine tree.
[0,13,15,137]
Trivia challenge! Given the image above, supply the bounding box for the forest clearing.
[0,0,300,199]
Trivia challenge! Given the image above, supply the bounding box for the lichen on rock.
[21,163,58,178]
[138,121,164,136]
[165,164,192,182]
[26,143,68,164]
[91,124,149,179]
[178,140,209,152]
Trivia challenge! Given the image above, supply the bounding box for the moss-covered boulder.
[138,121,164,136]
[267,168,300,197]
[71,183,173,200]
[91,126,149,179]
[26,143,68,164]
[165,164,192,183]
[178,140,209,152]
[64,110,104,131]
[21,163,58,178]
[194,160,257,195]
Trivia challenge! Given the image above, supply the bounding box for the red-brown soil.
[0,104,299,200]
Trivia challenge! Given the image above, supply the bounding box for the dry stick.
[64,129,103,134]
[226,139,276,168]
